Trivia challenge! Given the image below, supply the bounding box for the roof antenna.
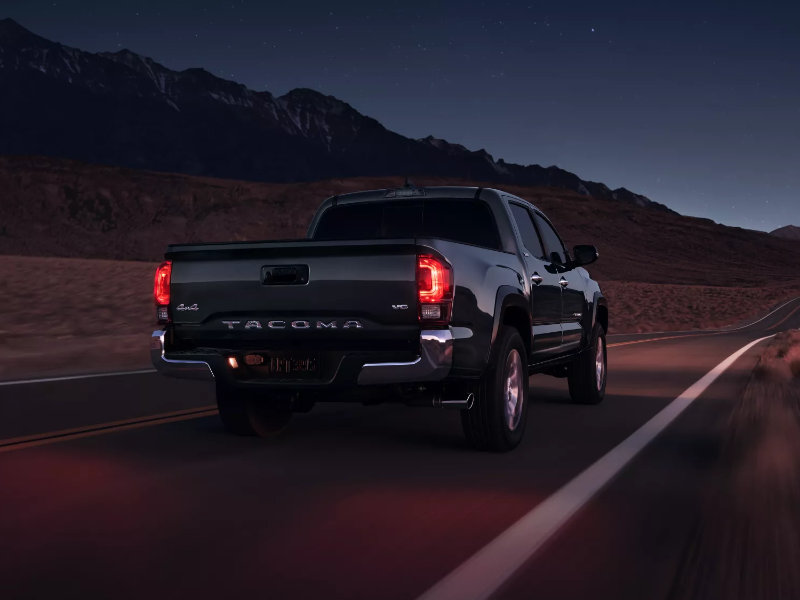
[404,175,415,188]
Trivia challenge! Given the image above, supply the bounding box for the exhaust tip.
[464,392,475,410]
[433,392,475,410]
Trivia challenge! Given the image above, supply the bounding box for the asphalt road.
[1,298,799,600]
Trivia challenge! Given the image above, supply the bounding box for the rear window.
[313,199,502,250]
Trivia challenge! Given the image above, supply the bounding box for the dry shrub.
[752,330,800,383]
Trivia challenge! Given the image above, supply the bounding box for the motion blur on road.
[2,300,800,600]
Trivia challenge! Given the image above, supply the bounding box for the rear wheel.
[216,384,292,436]
[461,326,529,452]
[567,323,607,404]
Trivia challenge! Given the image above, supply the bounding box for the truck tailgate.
[165,239,421,351]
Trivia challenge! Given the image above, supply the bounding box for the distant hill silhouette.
[771,225,800,241]
[0,17,670,211]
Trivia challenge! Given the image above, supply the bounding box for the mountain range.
[0,18,669,211]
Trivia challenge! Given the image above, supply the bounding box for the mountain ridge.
[0,18,671,211]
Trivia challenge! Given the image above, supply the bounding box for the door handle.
[559,277,569,288]
[531,273,543,285]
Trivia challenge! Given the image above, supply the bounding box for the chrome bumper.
[357,329,454,385]
[152,327,467,385]
[150,330,215,381]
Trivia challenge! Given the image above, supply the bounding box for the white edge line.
[417,334,775,600]
[0,369,157,387]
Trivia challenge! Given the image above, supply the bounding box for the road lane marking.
[767,302,800,331]
[607,329,732,348]
[417,334,775,600]
[0,406,217,453]
[606,297,800,349]
[0,369,157,387]
[606,296,800,340]
[607,333,712,348]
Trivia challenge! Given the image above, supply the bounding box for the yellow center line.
[607,332,718,348]
[0,405,218,454]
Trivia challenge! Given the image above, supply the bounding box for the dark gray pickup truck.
[151,185,607,451]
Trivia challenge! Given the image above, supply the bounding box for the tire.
[216,384,292,437]
[460,326,529,452]
[567,323,607,405]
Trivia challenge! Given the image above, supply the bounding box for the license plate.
[242,354,317,376]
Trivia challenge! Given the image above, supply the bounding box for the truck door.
[508,203,563,357]
[531,212,584,352]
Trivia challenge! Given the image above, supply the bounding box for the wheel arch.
[489,287,531,366]
[581,291,608,350]
[594,293,608,333]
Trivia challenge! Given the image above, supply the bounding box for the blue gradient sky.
[4,1,799,231]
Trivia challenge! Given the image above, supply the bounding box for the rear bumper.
[150,330,215,381]
[356,329,452,384]
[150,328,455,385]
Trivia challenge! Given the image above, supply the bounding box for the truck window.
[313,199,502,250]
[532,212,566,264]
[313,203,384,239]
[509,203,545,258]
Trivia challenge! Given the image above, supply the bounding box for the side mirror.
[571,244,598,267]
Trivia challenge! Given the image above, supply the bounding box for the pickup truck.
[151,185,607,451]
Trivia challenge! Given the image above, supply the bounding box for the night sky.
[4,1,799,232]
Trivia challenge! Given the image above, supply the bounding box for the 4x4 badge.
[176,303,199,311]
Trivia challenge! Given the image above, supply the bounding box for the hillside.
[771,225,800,241]
[1,155,799,288]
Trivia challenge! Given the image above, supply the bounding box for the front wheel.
[461,326,529,452]
[216,384,292,436]
[567,323,607,405]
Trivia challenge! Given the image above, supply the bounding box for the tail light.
[417,254,453,326]
[153,261,172,323]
